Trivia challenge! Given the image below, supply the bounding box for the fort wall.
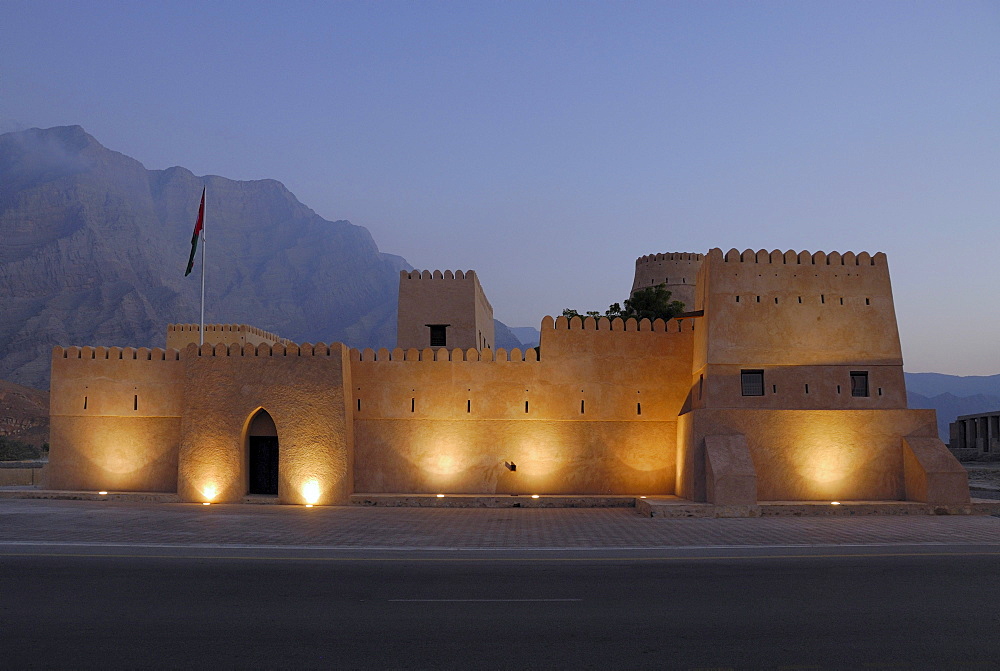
[47,346,184,492]
[691,248,906,412]
[677,408,939,501]
[396,270,494,351]
[632,252,703,309]
[177,342,353,505]
[350,315,693,494]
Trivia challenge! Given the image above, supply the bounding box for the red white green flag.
[184,187,206,276]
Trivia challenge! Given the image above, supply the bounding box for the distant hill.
[0,125,410,388]
[904,372,1000,399]
[493,320,524,350]
[510,326,540,349]
[0,378,48,447]
[904,372,1000,441]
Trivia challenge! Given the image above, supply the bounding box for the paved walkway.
[2,499,998,549]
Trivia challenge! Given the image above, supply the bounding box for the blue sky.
[2,1,998,374]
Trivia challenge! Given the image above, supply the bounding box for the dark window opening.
[134,395,138,411]
[580,400,585,414]
[357,399,361,412]
[878,388,883,396]
[467,399,471,413]
[637,402,641,415]
[525,401,529,413]
[411,398,415,412]
[866,298,870,305]
[83,396,88,410]
[821,294,825,304]
[804,384,809,394]
[756,295,760,303]
[774,297,779,304]
[698,375,704,399]
[741,370,764,396]
[428,324,449,347]
[851,371,869,397]
[837,385,841,394]
[736,296,740,303]
[798,296,802,303]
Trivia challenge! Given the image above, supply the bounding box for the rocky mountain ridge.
[0,125,414,388]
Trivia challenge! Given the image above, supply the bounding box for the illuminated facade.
[46,248,970,506]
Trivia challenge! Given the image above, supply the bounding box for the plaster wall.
[632,252,703,309]
[677,408,938,502]
[397,270,494,351]
[694,248,902,370]
[176,342,353,505]
[690,364,907,411]
[47,346,184,492]
[351,315,693,494]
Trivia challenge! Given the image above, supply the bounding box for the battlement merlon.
[166,323,293,350]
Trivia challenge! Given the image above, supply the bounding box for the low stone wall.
[0,461,48,487]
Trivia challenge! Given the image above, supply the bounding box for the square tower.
[396,270,495,351]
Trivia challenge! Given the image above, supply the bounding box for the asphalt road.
[2,544,999,670]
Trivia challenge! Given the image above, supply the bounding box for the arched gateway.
[247,409,278,496]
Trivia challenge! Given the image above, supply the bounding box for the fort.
[45,248,971,510]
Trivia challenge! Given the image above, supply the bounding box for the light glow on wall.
[302,479,321,505]
[201,484,218,501]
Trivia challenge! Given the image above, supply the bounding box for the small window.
[850,371,869,397]
[698,375,704,399]
[741,370,764,396]
[428,324,448,347]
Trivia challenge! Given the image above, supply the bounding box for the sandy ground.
[964,462,1000,490]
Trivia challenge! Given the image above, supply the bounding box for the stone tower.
[631,252,704,311]
[396,270,495,351]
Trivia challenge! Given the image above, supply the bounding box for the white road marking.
[388,599,582,602]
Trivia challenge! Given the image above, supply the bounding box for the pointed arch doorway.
[247,409,279,496]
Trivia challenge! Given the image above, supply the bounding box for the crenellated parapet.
[635,252,704,264]
[543,315,696,333]
[55,345,180,361]
[352,346,540,363]
[717,248,884,266]
[400,269,477,281]
[166,323,292,351]
[186,342,343,357]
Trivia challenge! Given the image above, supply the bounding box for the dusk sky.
[2,1,997,375]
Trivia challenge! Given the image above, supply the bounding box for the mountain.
[510,326,540,349]
[905,369,1000,441]
[0,126,410,388]
[493,320,525,350]
[0,378,48,447]
[904,372,1000,399]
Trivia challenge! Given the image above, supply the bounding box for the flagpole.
[200,186,206,346]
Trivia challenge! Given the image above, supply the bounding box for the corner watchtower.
[632,252,703,311]
[397,270,495,351]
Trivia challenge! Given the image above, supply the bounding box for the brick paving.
[1,499,998,548]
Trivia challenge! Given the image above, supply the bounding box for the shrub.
[0,436,43,461]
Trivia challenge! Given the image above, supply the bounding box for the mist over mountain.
[0,125,414,388]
